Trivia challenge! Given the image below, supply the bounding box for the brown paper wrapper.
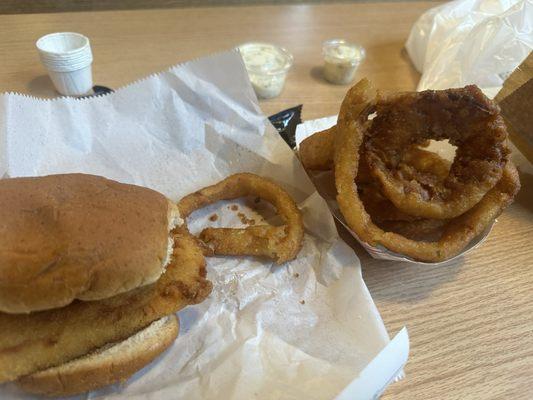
[495,51,533,163]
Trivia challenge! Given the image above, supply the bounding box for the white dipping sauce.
[238,43,293,99]
[323,39,365,85]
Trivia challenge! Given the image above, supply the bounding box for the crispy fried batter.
[300,125,456,238]
[365,86,510,219]
[298,125,442,188]
[179,173,304,264]
[298,124,373,185]
[377,219,448,242]
[201,225,288,261]
[299,126,336,171]
[0,228,212,383]
[359,151,451,242]
[359,147,451,224]
[334,79,520,262]
[300,79,518,261]
[359,182,418,223]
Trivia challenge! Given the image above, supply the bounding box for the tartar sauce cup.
[322,39,365,85]
[238,42,293,99]
[36,32,94,96]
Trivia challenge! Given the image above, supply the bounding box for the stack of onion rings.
[178,173,304,264]
[330,79,520,262]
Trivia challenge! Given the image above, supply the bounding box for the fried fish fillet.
[0,228,212,383]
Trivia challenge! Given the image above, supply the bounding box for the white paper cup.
[36,32,93,96]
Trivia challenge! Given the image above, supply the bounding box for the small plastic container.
[238,42,293,99]
[322,39,365,85]
[36,32,94,96]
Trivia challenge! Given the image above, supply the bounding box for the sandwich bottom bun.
[17,315,179,397]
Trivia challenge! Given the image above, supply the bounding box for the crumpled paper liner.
[0,50,408,400]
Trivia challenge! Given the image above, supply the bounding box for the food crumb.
[300,300,305,305]
[238,212,256,226]
[293,273,300,278]
[230,204,239,211]
[209,214,218,222]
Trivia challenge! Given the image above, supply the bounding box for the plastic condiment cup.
[238,42,293,99]
[36,32,94,96]
[322,39,365,85]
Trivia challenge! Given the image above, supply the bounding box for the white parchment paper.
[0,50,408,400]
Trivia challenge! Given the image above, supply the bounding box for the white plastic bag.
[406,0,532,97]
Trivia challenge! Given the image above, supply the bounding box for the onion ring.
[334,79,520,262]
[299,126,336,171]
[376,219,448,242]
[360,148,452,240]
[360,148,451,240]
[359,145,452,221]
[364,85,510,219]
[178,173,304,264]
[299,126,433,173]
[358,182,418,223]
[299,84,372,172]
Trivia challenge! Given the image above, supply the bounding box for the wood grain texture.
[0,2,424,119]
[0,3,532,399]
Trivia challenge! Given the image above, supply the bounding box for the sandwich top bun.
[17,315,180,397]
[0,174,182,314]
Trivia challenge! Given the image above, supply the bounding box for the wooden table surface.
[0,3,532,399]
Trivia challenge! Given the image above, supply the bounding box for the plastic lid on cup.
[238,42,293,76]
[322,39,365,65]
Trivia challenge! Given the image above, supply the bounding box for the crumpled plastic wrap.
[406,0,532,97]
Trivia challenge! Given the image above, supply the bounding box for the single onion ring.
[299,85,372,172]
[360,148,451,240]
[299,125,433,174]
[399,147,451,182]
[178,173,304,264]
[299,126,336,171]
[334,79,520,262]
[359,145,452,221]
[364,86,510,219]
[358,182,419,223]
[360,148,452,239]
